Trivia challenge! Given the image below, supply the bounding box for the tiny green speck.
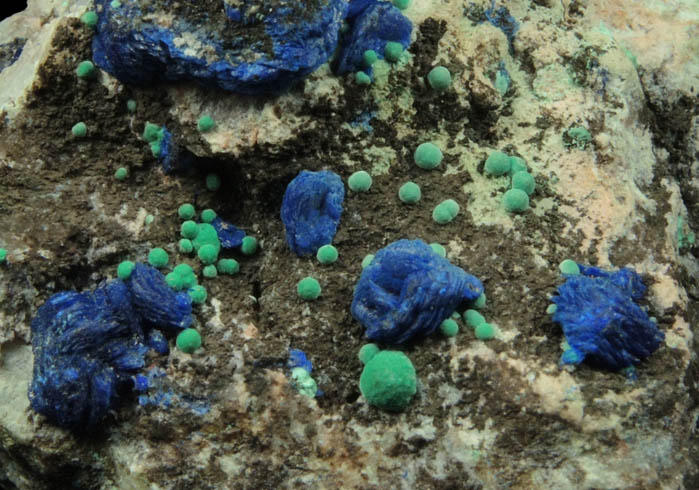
[181,220,199,239]
[355,71,371,86]
[473,293,486,309]
[200,209,217,223]
[197,115,215,132]
[362,49,378,68]
[126,99,136,113]
[414,142,443,170]
[0,249,6,263]
[440,318,459,337]
[198,244,219,265]
[317,244,338,264]
[114,167,128,181]
[430,243,446,257]
[241,236,258,255]
[546,304,558,315]
[464,309,485,328]
[475,323,496,340]
[361,254,374,269]
[145,214,154,225]
[398,182,421,204]
[117,260,135,280]
[206,173,221,191]
[178,203,195,220]
[427,66,452,92]
[348,170,372,192]
[502,188,529,213]
[71,122,87,137]
[110,0,122,8]
[432,199,459,224]
[297,277,321,300]
[179,239,193,253]
[358,343,379,364]
[76,60,96,79]
[384,41,403,63]
[176,328,201,354]
[566,126,592,150]
[188,285,207,304]
[217,258,240,275]
[559,259,580,275]
[148,248,169,268]
[80,11,98,29]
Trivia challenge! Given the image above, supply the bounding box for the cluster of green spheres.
[484,151,536,214]
[432,199,459,224]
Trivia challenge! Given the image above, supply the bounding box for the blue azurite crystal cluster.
[29,264,192,432]
[552,264,664,370]
[281,170,345,256]
[352,240,484,344]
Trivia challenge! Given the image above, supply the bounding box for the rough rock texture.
[1,0,698,489]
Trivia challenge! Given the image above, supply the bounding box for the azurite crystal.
[28,265,193,432]
[281,170,345,256]
[552,265,665,370]
[351,240,483,344]
[91,0,348,95]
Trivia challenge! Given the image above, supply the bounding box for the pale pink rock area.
[0,0,697,489]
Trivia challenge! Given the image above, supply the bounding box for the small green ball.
[110,0,122,7]
[114,167,128,181]
[188,285,207,304]
[191,223,221,253]
[126,99,137,113]
[546,304,558,315]
[355,71,371,86]
[181,220,199,239]
[509,156,527,174]
[0,249,6,263]
[176,328,201,354]
[117,260,135,280]
[360,350,416,412]
[432,199,460,224]
[145,214,154,225]
[71,122,87,137]
[511,171,535,196]
[291,368,318,397]
[148,247,169,268]
[430,243,446,257]
[361,254,375,269]
[200,209,217,223]
[559,259,580,275]
[427,66,452,92]
[503,188,530,213]
[485,151,512,176]
[440,318,459,337]
[358,344,380,364]
[203,265,218,278]
[173,263,194,277]
[217,258,240,275]
[174,264,198,289]
[297,277,321,300]
[474,293,486,309]
[197,115,215,132]
[362,49,378,68]
[348,170,372,192]
[475,323,496,340]
[165,272,184,290]
[198,244,219,265]
[414,142,443,170]
[206,173,221,191]
[384,41,403,63]
[398,182,421,203]
[240,236,258,255]
[80,11,98,28]
[464,309,486,328]
[76,60,96,79]
[317,244,338,264]
[178,203,195,220]
[143,122,161,143]
[393,0,411,9]
[179,239,193,253]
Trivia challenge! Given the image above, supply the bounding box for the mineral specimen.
[351,239,484,344]
[281,170,345,256]
[29,265,193,432]
[91,0,348,94]
[552,265,665,370]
